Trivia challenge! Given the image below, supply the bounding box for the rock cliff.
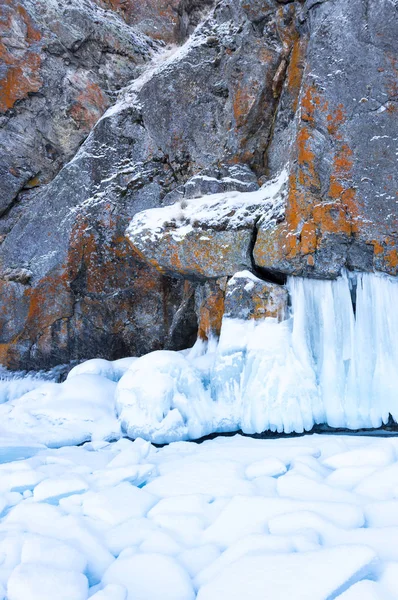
[0,0,397,369]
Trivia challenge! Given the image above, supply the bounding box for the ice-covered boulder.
[102,553,195,600]
[223,271,288,321]
[67,358,137,383]
[116,351,215,444]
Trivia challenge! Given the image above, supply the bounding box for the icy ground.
[0,434,398,599]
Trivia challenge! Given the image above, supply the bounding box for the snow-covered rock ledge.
[126,169,287,280]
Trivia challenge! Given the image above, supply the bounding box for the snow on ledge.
[126,168,288,245]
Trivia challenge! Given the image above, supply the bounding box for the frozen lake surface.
[0,433,398,599]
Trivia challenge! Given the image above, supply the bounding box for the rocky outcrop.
[126,168,286,279]
[1,0,397,370]
[224,271,288,321]
[195,278,227,340]
[128,0,398,284]
[0,0,158,217]
[0,0,293,369]
[176,0,216,42]
[254,0,398,278]
[97,0,181,43]
[0,89,199,369]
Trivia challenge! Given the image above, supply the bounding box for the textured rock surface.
[254,0,398,278]
[1,0,397,369]
[195,278,227,340]
[0,0,158,217]
[97,0,181,43]
[224,271,288,321]
[0,89,201,368]
[0,0,290,369]
[126,167,286,280]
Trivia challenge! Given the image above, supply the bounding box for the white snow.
[0,374,120,447]
[67,358,137,382]
[0,434,396,597]
[7,563,88,600]
[196,545,377,600]
[102,553,195,600]
[126,169,288,244]
[116,351,215,444]
[0,271,398,595]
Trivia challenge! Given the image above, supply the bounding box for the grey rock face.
[0,85,194,368]
[126,167,285,281]
[224,271,288,321]
[176,0,216,41]
[0,0,158,217]
[1,0,397,370]
[255,0,398,278]
[95,0,181,43]
[0,0,291,369]
[163,164,259,206]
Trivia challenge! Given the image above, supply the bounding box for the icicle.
[114,269,398,443]
[210,270,398,435]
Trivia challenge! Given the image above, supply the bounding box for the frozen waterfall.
[116,271,398,442]
[1,271,398,446]
[209,271,398,437]
[289,271,398,431]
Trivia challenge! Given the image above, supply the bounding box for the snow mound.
[0,374,119,447]
[102,553,195,600]
[196,545,377,600]
[67,358,137,382]
[116,351,215,444]
[7,563,88,600]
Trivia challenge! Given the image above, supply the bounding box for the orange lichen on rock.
[296,126,320,191]
[233,82,259,129]
[300,221,317,255]
[224,273,288,323]
[254,79,364,273]
[252,222,289,268]
[373,237,398,274]
[285,38,307,111]
[313,202,352,238]
[197,281,225,340]
[0,0,43,113]
[69,82,110,130]
[285,89,357,260]
[301,85,323,124]
[127,219,253,280]
[326,104,345,136]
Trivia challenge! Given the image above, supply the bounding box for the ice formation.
[1,270,398,446]
[117,271,398,443]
